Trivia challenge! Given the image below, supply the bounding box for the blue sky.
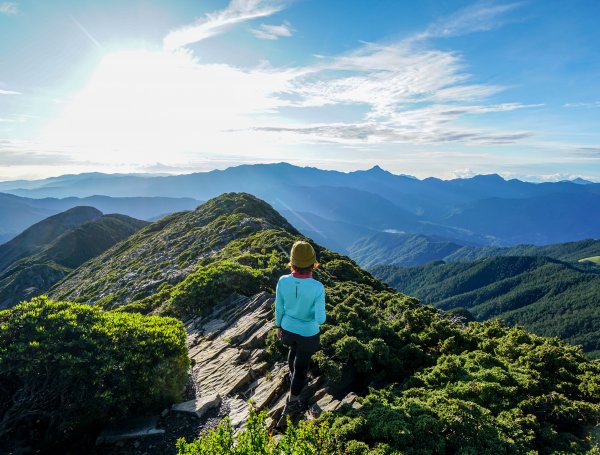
[1,0,599,181]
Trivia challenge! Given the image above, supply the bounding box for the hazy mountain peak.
[366,165,391,174]
[470,173,505,182]
[570,177,594,185]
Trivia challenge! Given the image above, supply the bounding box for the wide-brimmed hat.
[290,241,316,268]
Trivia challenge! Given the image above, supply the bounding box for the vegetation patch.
[580,255,600,265]
[0,296,189,451]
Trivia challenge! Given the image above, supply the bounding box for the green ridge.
[7,193,599,453]
[0,212,147,309]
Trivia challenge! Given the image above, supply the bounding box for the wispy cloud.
[563,101,600,108]
[0,140,76,166]
[575,147,600,158]
[164,0,284,50]
[413,1,522,41]
[251,21,293,40]
[0,2,18,15]
[0,88,20,95]
[41,1,539,170]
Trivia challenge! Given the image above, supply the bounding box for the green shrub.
[176,406,333,454]
[169,260,269,317]
[0,297,189,449]
[325,321,600,454]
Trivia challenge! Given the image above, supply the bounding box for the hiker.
[275,240,326,421]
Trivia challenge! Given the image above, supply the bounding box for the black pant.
[281,328,320,396]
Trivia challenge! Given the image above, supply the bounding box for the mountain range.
[1,192,598,453]
[2,163,599,250]
[0,192,201,244]
[0,206,147,308]
[2,192,597,454]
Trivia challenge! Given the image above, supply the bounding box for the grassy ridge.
[580,256,600,265]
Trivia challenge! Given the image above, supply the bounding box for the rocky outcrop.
[178,291,359,431]
[95,291,359,453]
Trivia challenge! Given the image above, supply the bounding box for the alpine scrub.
[0,296,189,449]
[176,407,333,455]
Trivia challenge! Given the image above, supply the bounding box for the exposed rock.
[185,291,333,432]
[171,394,222,419]
[96,290,341,453]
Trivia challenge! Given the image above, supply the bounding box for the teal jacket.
[275,273,326,337]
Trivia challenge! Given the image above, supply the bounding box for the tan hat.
[290,240,316,268]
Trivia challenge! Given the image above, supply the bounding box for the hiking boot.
[275,398,306,428]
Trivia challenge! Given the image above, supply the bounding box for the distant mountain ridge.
[372,256,600,358]
[0,193,201,244]
[349,231,600,267]
[3,163,599,252]
[0,206,103,273]
[0,208,147,308]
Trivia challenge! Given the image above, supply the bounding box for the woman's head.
[289,240,319,273]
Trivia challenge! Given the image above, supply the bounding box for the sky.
[1,0,600,182]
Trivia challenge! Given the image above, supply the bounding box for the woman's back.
[276,274,325,337]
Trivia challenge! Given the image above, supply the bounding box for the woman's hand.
[277,327,282,340]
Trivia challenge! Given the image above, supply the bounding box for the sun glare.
[42,49,290,165]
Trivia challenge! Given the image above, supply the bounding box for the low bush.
[176,406,333,454]
[169,260,269,317]
[0,296,189,449]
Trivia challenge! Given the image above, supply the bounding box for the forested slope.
[372,256,600,358]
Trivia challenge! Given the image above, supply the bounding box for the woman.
[275,240,326,419]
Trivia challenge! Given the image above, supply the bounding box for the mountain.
[43,192,598,454]
[280,209,375,254]
[0,193,57,246]
[3,163,599,250]
[371,256,600,358]
[445,238,600,263]
[446,192,600,244]
[348,232,465,267]
[0,192,201,243]
[349,231,600,267]
[0,209,147,308]
[3,192,598,453]
[0,206,103,273]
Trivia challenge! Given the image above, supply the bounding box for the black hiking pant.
[281,328,320,396]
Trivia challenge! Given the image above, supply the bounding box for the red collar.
[292,271,312,279]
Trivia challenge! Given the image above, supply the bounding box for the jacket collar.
[291,271,312,279]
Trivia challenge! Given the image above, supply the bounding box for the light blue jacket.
[275,274,326,337]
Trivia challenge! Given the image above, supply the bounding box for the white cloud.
[33,1,543,173]
[164,0,284,50]
[0,2,18,15]
[251,21,293,40]
[0,88,20,95]
[41,49,302,163]
[414,1,522,41]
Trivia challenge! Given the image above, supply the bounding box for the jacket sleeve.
[315,284,326,325]
[275,279,284,327]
